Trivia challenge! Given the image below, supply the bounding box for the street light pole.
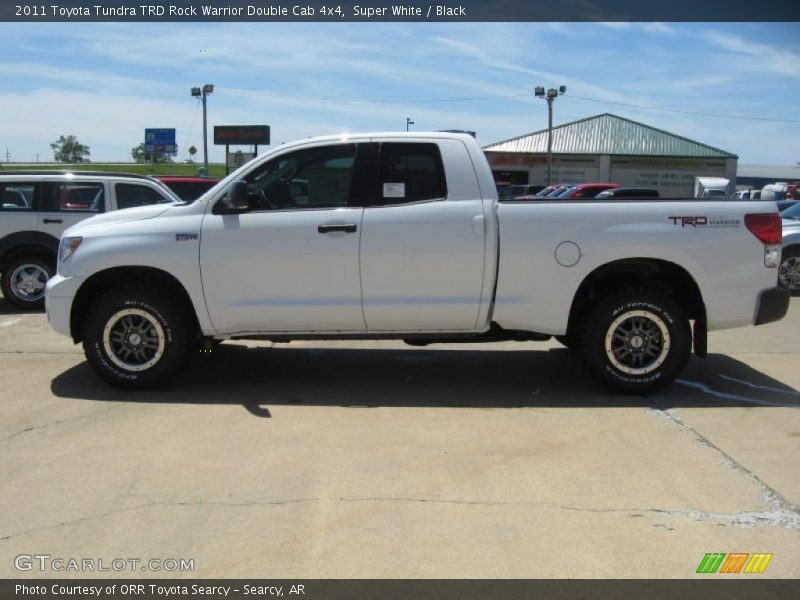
[406,117,414,132]
[191,83,214,172]
[534,85,566,186]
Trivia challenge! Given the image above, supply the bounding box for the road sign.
[227,151,254,168]
[145,128,177,154]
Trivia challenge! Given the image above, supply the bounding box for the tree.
[50,135,90,163]
[131,142,176,164]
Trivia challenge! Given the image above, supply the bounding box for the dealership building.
[483,113,738,197]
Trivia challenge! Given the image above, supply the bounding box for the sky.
[0,21,798,165]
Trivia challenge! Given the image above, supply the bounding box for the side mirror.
[223,180,250,212]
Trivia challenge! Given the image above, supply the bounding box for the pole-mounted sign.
[144,128,177,153]
[213,125,270,146]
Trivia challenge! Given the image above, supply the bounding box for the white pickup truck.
[45,132,789,393]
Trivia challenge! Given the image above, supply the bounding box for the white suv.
[0,171,177,308]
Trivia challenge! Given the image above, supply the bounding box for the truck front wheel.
[581,289,691,394]
[83,287,189,389]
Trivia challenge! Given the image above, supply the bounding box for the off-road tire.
[83,286,189,389]
[581,288,691,395]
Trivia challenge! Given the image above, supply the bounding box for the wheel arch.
[70,266,201,343]
[566,258,706,351]
[0,231,59,269]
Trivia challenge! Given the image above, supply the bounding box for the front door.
[200,142,366,334]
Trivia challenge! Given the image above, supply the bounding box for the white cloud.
[704,30,800,78]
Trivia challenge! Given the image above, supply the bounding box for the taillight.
[744,213,782,268]
[744,213,782,245]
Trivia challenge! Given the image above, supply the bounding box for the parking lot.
[0,296,798,579]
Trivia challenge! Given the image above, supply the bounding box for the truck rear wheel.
[1,255,53,309]
[83,287,189,389]
[581,288,691,394]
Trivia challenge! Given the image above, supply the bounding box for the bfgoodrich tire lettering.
[581,289,691,394]
[83,287,188,389]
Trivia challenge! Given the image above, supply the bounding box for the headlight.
[59,236,83,263]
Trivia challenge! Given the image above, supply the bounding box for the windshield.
[543,187,565,197]
[499,185,525,199]
[147,178,182,203]
[782,203,800,220]
[554,186,576,198]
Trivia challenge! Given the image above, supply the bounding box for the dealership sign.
[214,125,271,146]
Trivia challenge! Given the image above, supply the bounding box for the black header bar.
[4,1,800,22]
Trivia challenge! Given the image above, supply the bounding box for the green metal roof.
[483,113,737,159]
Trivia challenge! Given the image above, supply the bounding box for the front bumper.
[45,274,83,338]
[754,286,791,326]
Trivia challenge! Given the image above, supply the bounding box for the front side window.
[378,142,447,204]
[0,183,36,210]
[115,183,170,209]
[235,143,357,211]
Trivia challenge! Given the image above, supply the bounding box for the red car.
[154,176,220,202]
[556,183,620,199]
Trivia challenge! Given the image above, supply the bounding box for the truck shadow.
[50,343,800,414]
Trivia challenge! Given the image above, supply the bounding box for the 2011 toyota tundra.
[45,132,790,393]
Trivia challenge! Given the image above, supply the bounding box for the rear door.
[0,181,39,239]
[359,139,488,331]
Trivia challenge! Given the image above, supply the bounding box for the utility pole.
[534,85,567,186]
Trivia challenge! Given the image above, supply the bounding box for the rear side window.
[378,142,447,204]
[44,182,105,212]
[115,183,170,209]
[0,183,36,210]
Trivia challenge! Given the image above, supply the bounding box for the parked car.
[0,171,178,308]
[556,183,620,199]
[776,200,799,213]
[595,188,660,199]
[518,185,570,200]
[46,132,787,394]
[731,190,755,200]
[154,176,220,202]
[780,202,800,294]
[498,184,545,200]
[534,184,570,198]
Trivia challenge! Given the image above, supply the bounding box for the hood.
[65,204,174,235]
